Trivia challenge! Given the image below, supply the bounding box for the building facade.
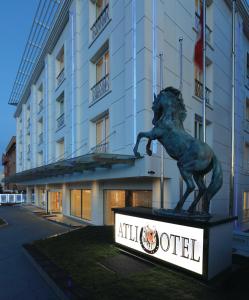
[1,136,24,191]
[6,0,249,228]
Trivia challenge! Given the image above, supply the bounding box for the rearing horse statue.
[133,87,223,213]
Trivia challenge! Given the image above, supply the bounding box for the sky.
[0,0,39,170]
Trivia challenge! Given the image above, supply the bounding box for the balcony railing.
[194,79,211,104]
[91,4,110,41]
[38,133,43,145]
[57,113,65,130]
[195,13,212,45]
[56,68,65,87]
[91,73,110,103]
[91,142,109,153]
[38,99,43,113]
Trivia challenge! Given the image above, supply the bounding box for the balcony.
[38,99,43,114]
[38,133,43,145]
[194,79,211,104]
[91,142,109,153]
[57,113,65,130]
[56,68,65,88]
[91,4,110,41]
[91,74,110,103]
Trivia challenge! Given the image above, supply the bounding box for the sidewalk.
[23,204,87,228]
[0,205,68,299]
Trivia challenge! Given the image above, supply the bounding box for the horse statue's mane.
[158,86,187,127]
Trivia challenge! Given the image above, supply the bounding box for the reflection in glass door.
[48,191,62,213]
[104,190,152,225]
[104,190,125,225]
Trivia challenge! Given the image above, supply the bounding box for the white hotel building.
[7,0,249,229]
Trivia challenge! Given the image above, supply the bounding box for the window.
[90,0,110,40]
[56,93,65,130]
[244,143,249,171]
[70,189,92,220]
[246,99,249,121]
[56,138,65,161]
[194,66,211,104]
[104,190,152,225]
[194,114,212,144]
[37,151,43,166]
[96,0,108,18]
[38,84,43,113]
[82,190,92,220]
[70,190,81,218]
[27,144,31,161]
[91,45,110,103]
[243,192,249,222]
[246,53,249,86]
[93,113,109,152]
[56,46,65,87]
[194,115,204,141]
[38,117,43,145]
[131,191,152,208]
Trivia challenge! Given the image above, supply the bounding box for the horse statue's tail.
[206,154,223,207]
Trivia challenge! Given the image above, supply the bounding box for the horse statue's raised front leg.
[133,129,157,158]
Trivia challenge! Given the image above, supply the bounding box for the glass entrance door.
[104,190,125,225]
[48,191,62,213]
[104,190,152,225]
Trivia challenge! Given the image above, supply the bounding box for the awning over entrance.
[4,153,136,184]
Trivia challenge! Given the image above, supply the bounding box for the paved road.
[0,205,68,300]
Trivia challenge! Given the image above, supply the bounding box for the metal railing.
[38,132,43,145]
[194,79,211,104]
[195,13,212,45]
[91,3,110,40]
[57,113,65,129]
[91,73,110,103]
[91,142,109,153]
[0,194,26,204]
[56,68,65,87]
[38,99,43,113]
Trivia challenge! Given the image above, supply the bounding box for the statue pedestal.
[113,207,237,280]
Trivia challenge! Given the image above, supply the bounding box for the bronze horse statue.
[133,87,223,214]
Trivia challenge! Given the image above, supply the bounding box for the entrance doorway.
[104,190,152,225]
[48,191,62,213]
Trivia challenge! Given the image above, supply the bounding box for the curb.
[23,247,70,300]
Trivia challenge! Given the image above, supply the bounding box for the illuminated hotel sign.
[115,213,204,275]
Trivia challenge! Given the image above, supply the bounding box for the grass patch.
[33,226,247,300]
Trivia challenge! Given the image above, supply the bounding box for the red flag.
[194,6,203,71]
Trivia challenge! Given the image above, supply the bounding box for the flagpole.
[159,53,164,209]
[202,0,206,143]
[179,37,183,200]
[229,0,236,216]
